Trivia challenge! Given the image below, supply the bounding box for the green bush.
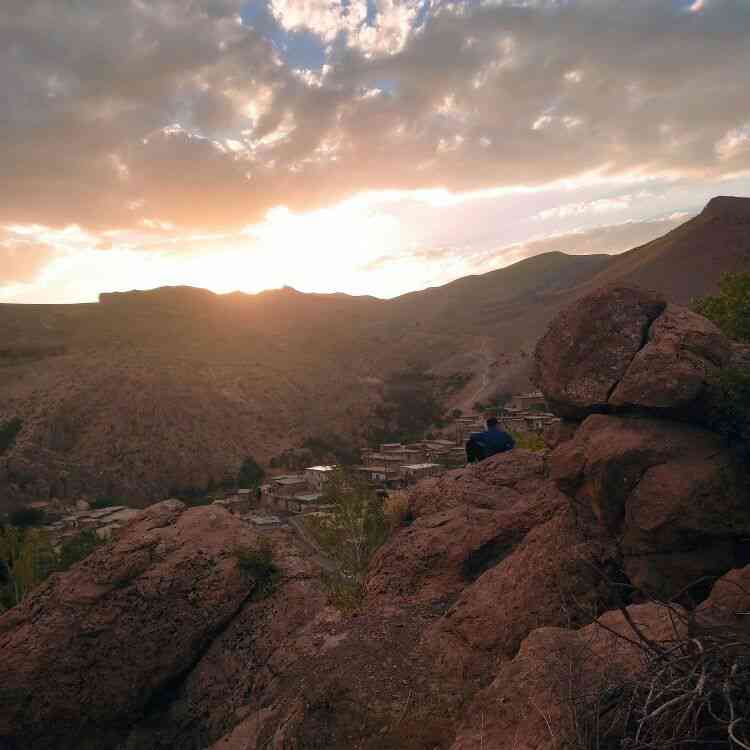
[692,271,750,342]
[235,544,280,600]
[0,417,22,455]
[9,507,46,528]
[305,470,389,610]
[238,456,265,489]
[91,496,119,510]
[58,529,104,570]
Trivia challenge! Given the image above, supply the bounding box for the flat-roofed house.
[270,474,309,499]
[304,465,337,490]
[287,492,324,513]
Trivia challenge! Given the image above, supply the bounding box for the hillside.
[0,196,748,508]
[2,285,749,750]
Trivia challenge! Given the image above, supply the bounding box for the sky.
[2,0,750,303]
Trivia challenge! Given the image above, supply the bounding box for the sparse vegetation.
[382,490,413,531]
[238,455,265,489]
[304,470,389,610]
[693,274,750,459]
[0,526,105,611]
[567,612,750,750]
[9,506,46,528]
[91,496,120,509]
[235,543,280,600]
[58,529,104,571]
[510,430,546,452]
[692,271,750,343]
[0,417,22,455]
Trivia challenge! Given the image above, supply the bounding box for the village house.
[304,465,337,491]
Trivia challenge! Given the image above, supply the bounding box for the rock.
[423,506,617,683]
[543,419,579,450]
[609,305,731,414]
[697,564,750,636]
[550,414,750,598]
[451,603,686,750]
[534,285,666,418]
[366,451,567,606]
[0,500,276,750]
[408,450,550,517]
[123,528,328,749]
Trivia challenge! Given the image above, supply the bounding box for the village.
[13,393,558,542]
[219,391,559,527]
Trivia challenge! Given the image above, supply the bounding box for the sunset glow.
[2,0,750,302]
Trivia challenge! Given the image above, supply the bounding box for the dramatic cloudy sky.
[2,0,750,302]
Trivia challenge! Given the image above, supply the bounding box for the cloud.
[1,0,750,234]
[0,230,57,286]
[487,215,691,267]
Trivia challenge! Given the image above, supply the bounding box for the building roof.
[305,465,336,472]
[293,493,323,502]
[402,463,442,471]
[273,475,307,485]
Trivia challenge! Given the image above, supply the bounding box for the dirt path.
[455,338,494,414]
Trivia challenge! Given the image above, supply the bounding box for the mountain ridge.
[0,196,748,508]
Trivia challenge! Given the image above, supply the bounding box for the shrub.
[305,470,389,610]
[91,496,119,510]
[510,431,546,452]
[235,543,280,600]
[692,271,750,343]
[382,491,413,531]
[238,456,265,489]
[58,529,103,570]
[572,617,750,750]
[0,527,57,611]
[0,417,22,455]
[9,507,46,528]
[320,570,365,612]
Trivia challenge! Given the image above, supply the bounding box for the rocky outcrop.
[423,505,617,683]
[534,285,733,422]
[2,283,749,750]
[0,500,319,750]
[451,602,686,750]
[533,285,667,418]
[367,451,566,606]
[609,305,731,413]
[550,414,750,598]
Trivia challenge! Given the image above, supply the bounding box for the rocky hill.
[0,197,748,508]
[1,284,749,749]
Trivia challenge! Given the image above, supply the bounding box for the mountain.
[0,196,748,508]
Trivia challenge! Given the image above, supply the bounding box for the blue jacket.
[471,428,515,458]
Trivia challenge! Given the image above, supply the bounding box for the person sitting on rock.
[466,417,515,463]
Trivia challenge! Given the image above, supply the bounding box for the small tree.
[692,271,750,342]
[0,417,22,455]
[238,456,265,489]
[693,273,750,457]
[322,470,388,577]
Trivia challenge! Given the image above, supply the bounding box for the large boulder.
[550,414,750,598]
[366,452,567,606]
[0,501,283,750]
[422,506,617,683]
[609,305,731,413]
[534,285,733,421]
[450,603,686,750]
[697,563,750,636]
[533,285,666,418]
